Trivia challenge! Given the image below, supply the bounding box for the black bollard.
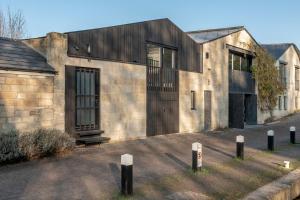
[236,135,244,160]
[192,142,202,172]
[290,126,296,144]
[121,154,133,196]
[267,130,274,151]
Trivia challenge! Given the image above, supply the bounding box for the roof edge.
[187,26,244,34]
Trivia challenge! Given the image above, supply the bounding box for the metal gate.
[146,65,179,136]
[65,66,100,136]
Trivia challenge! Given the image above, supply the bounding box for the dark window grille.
[279,63,287,88]
[295,67,299,91]
[278,96,282,110]
[284,96,288,110]
[191,91,196,110]
[75,67,99,131]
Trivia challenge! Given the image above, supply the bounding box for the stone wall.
[26,32,147,142]
[0,71,54,132]
[66,58,147,141]
[179,70,204,133]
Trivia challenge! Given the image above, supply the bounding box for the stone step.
[77,130,104,137]
[76,135,110,145]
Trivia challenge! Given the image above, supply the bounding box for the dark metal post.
[121,154,133,196]
[290,126,296,144]
[192,142,202,172]
[236,135,244,160]
[267,130,274,151]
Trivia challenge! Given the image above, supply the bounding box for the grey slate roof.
[187,26,244,44]
[0,37,55,73]
[261,43,292,60]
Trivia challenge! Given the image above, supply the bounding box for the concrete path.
[1,114,300,200]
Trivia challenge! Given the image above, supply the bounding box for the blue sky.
[1,0,299,47]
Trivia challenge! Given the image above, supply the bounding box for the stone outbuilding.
[188,26,259,129]
[260,43,300,122]
[1,18,299,143]
[0,38,55,132]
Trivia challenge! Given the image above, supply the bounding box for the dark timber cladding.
[67,18,201,72]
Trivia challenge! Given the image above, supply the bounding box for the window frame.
[191,90,196,110]
[146,42,178,69]
[228,50,252,72]
[295,66,300,91]
[284,96,288,110]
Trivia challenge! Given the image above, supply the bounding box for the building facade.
[23,19,204,142]
[259,44,300,122]
[0,18,299,143]
[188,27,259,129]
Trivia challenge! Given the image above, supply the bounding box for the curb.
[242,168,300,200]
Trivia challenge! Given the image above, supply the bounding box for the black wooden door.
[229,93,245,129]
[245,94,257,125]
[65,66,100,136]
[65,66,76,136]
[146,66,179,136]
[204,90,212,130]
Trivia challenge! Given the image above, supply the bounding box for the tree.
[250,44,284,120]
[0,7,26,39]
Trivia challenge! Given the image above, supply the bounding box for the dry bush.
[0,129,75,164]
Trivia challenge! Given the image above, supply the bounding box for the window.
[228,51,252,72]
[147,43,177,69]
[191,91,196,110]
[278,96,282,110]
[279,63,287,88]
[205,52,209,59]
[296,97,298,110]
[75,67,99,131]
[147,44,161,68]
[284,96,288,110]
[295,67,299,91]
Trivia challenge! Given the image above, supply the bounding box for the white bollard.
[192,142,202,172]
[236,135,244,160]
[121,154,133,195]
[284,161,290,169]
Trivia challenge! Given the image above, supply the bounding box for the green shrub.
[0,129,75,164]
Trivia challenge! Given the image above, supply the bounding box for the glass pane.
[76,71,80,94]
[233,54,240,70]
[241,56,248,71]
[147,44,161,67]
[91,72,95,95]
[91,109,95,124]
[163,48,173,68]
[76,109,80,126]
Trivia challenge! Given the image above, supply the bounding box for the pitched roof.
[261,43,293,60]
[187,26,245,44]
[0,37,55,73]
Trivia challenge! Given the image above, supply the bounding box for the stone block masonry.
[0,72,54,133]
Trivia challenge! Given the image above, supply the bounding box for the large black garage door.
[229,93,245,129]
[146,66,179,136]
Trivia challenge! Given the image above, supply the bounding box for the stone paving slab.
[1,114,300,199]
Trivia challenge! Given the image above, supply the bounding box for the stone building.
[0,18,299,143]
[0,38,55,132]
[22,18,203,143]
[188,26,259,129]
[259,43,300,122]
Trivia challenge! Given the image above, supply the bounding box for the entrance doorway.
[65,66,100,135]
[229,93,257,129]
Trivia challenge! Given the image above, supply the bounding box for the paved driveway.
[1,114,300,200]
